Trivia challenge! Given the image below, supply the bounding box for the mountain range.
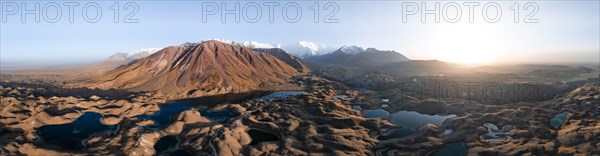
[92,39,419,98]
[105,40,408,64]
[104,48,161,62]
[304,46,410,67]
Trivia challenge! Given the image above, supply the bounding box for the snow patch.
[339,45,365,54]
[282,41,336,58]
[126,48,161,58]
[242,41,280,49]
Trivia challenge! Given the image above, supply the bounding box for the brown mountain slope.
[92,40,300,98]
[253,48,310,73]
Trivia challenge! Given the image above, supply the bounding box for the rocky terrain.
[253,48,310,73]
[0,75,398,155]
[0,85,164,155]
[369,83,600,155]
[1,40,598,156]
[1,73,599,155]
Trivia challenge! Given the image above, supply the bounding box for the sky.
[1,0,599,65]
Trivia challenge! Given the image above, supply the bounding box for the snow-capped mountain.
[206,39,281,49]
[126,48,161,60]
[242,41,281,49]
[338,45,364,54]
[281,41,337,58]
[104,48,161,62]
[207,39,336,58]
[304,45,410,66]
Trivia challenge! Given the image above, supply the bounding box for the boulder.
[165,121,185,135]
[176,110,211,124]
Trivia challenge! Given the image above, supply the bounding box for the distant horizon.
[1,38,598,68]
[1,1,599,65]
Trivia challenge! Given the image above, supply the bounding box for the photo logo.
[201,2,339,23]
[1,1,139,23]
[402,2,539,23]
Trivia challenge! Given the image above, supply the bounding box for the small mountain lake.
[36,112,118,150]
[389,111,456,130]
[154,135,192,156]
[364,109,456,140]
[333,94,355,100]
[427,142,468,156]
[247,129,280,145]
[352,105,363,111]
[199,109,234,124]
[260,91,308,99]
[377,128,413,140]
[134,92,265,128]
[134,102,194,128]
[363,109,390,118]
[135,102,237,127]
[550,111,570,129]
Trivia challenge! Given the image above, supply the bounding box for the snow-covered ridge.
[338,45,365,54]
[298,41,322,53]
[107,40,404,63]
[283,41,336,58]
[205,39,280,49]
[105,48,162,62]
[204,39,335,58]
[183,39,342,58]
[126,48,161,58]
[242,41,281,49]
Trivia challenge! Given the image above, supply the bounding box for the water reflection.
[428,142,467,156]
[366,110,456,140]
[261,91,308,100]
[247,129,279,145]
[550,111,570,129]
[363,109,390,118]
[390,111,456,130]
[199,109,234,124]
[154,135,192,156]
[36,112,118,150]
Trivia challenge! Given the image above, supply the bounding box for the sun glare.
[426,23,510,65]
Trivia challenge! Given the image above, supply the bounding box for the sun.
[424,23,510,65]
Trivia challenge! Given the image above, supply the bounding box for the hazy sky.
[1,1,599,65]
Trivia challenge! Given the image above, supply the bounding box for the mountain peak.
[105,48,161,62]
[337,45,365,54]
[242,41,280,49]
[282,41,335,58]
[94,40,305,99]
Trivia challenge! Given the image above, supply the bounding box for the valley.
[1,40,599,155]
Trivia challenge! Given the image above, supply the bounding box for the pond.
[247,129,279,145]
[199,109,234,124]
[134,102,193,128]
[375,148,397,156]
[36,112,118,150]
[389,111,456,130]
[154,135,192,156]
[333,95,355,100]
[136,102,239,127]
[377,128,413,140]
[260,91,308,100]
[550,111,570,129]
[352,105,363,111]
[135,91,277,128]
[363,109,390,118]
[479,123,513,142]
[370,110,456,140]
[427,142,467,156]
